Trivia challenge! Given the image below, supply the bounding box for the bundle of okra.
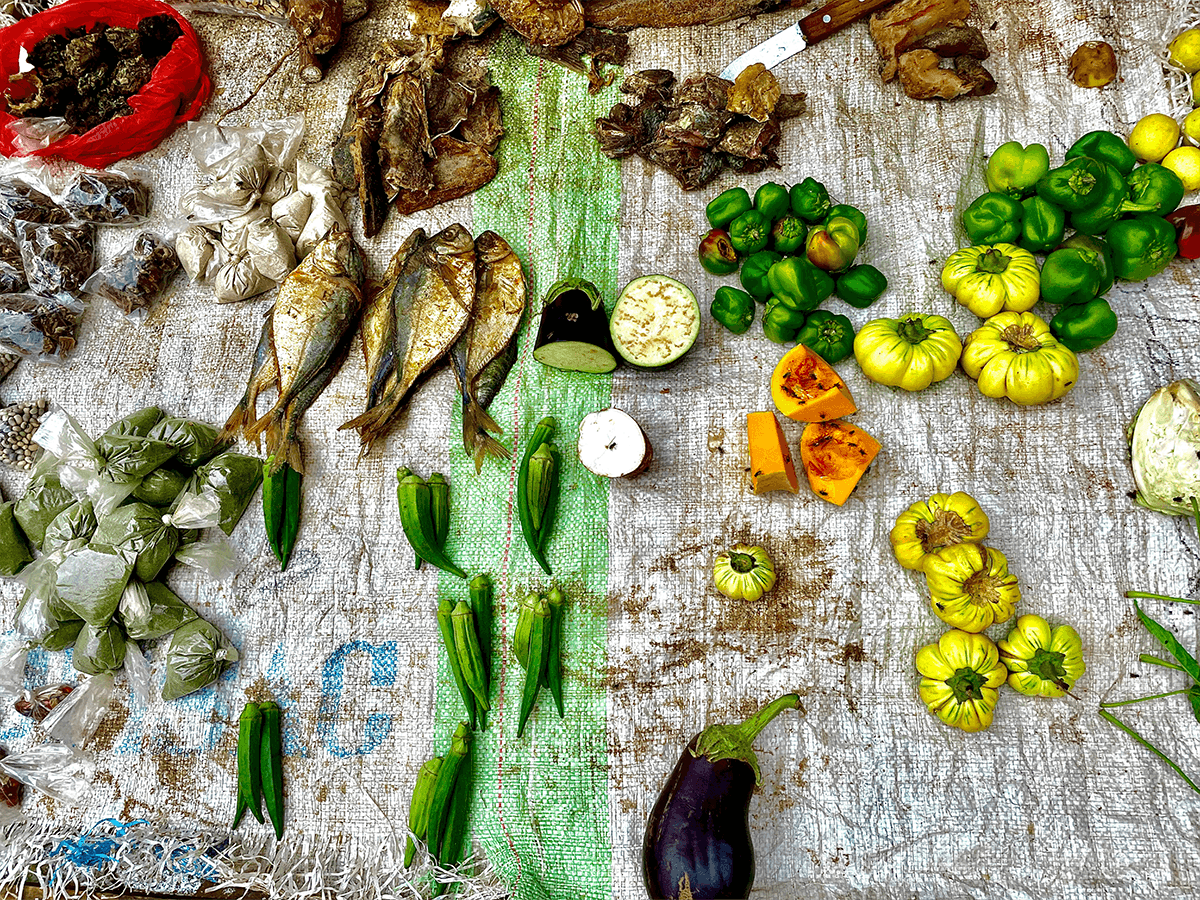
[232,700,285,837]
[406,722,472,897]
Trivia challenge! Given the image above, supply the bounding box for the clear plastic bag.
[32,407,97,470]
[175,225,220,282]
[0,398,50,470]
[162,618,237,701]
[212,253,273,303]
[272,190,312,242]
[0,230,25,294]
[0,169,67,232]
[4,116,70,154]
[0,292,86,363]
[296,159,348,259]
[59,168,153,225]
[119,579,197,640]
[14,683,75,722]
[0,639,28,708]
[173,536,237,581]
[0,742,96,803]
[0,746,23,820]
[15,219,95,300]
[82,232,180,318]
[123,640,151,708]
[186,115,305,179]
[39,673,115,748]
[245,216,296,283]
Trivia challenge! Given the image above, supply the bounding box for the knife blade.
[720,0,897,81]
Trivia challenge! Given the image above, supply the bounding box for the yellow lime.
[1192,71,1200,106]
[1129,114,1181,163]
[1170,28,1200,73]
[1163,146,1200,191]
[1186,109,1200,145]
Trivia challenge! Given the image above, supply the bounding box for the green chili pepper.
[790,177,831,224]
[469,575,492,690]
[518,596,552,738]
[1050,297,1119,352]
[795,310,855,364]
[405,755,442,868]
[825,204,867,245]
[835,264,888,309]
[1106,214,1179,281]
[739,250,781,300]
[770,214,806,254]
[766,257,819,312]
[438,599,477,729]
[233,701,264,828]
[545,587,566,718]
[705,186,753,230]
[754,182,791,223]
[986,141,1051,198]
[762,300,805,344]
[807,216,861,273]
[426,722,471,863]
[1036,157,1107,212]
[1066,130,1136,176]
[962,192,1024,245]
[1019,196,1066,254]
[259,701,284,840]
[1069,161,1156,236]
[698,229,740,275]
[397,472,465,578]
[517,417,556,575]
[1059,233,1115,296]
[728,209,770,255]
[1040,247,1104,305]
[711,286,755,334]
[1127,163,1186,216]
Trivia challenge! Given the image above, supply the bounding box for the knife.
[720,0,898,81]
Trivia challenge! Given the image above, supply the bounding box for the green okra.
[451,600,489,712]
[545,586,566,718]
[405,755,443,868]
[518,596,552,738]
[431,741,472,898]
[526,444,555,534]
[469,574,493,684]
[438,599,477,729]
[259,701,285,839]
[513,592,539,670]
[516,418,556,575]
[426,723,471,864]
[398,471,465,578]
[233,701,264,828]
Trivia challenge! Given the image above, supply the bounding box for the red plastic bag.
[0,0,211,168]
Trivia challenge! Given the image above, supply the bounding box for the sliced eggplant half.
[609,274,700,369]
[578,407,653,478]
[533,277,619,373]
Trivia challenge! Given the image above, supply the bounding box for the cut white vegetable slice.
[578,407,653,478]
[609,274,699,369]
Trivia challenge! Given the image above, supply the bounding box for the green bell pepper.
[1058,233,1115,296]
[825,204,867,245]
[1036,157,1107,212]
[796,310,855,364]
[986,141,1051,198]
[698,228,740,275]
[835,264,888,309]
[963,192,1024,245]
[1069,161,1156,236]
[1106,214,1179,281]
[1127,163,1185,216]
[790,177,830,224]
[807,216,861,273]
[802,259,835,304]
[1040,247,1104,305]
[771,215,806,254]
[739,250,781,300]
[706,187,753,230]
[754,182,791,223]
[728,209,770,255]
[766,257,820,312]
[711,286,755,334]
[1019,196,1066,254]
[1049,297,1118,352]
[762,300,806,343]
[1065,130,1136,177]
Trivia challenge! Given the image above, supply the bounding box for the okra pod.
[517,596,552,738]
[418,473,450,572]
[526,443,555,534]
[404,755,443,868]
[263,457,284,566]
[545,587,566,717]
[438,599,477,729]
[516,418,556,575]
[233,701,264,828]
[426,723,471,864]
[513,591,539,670]
[259,701,285,839]
[278,463,302,571]
[537,444,562,555]
[469,575,493,684]
[451,601,490,712]
[398,470,466,578]
[398,467,419,570]
[432,741,472,898]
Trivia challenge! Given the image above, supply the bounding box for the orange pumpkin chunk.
[770,344,857,422]
[747,410,799,494]
[800,419,881,506]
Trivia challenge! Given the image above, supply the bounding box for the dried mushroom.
[523,26,629,94]
[1069,41,1117,88]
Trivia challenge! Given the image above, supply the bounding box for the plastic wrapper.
[272,190,312,242]
[0,639,27,708]
[0,173,67,233]
[0,498,32,574]
[54,545,132,625]
[0,397,51,470]
[245,215,296,283]
[0,292,85,362]
[92,501,180,582]
[13,585,56,642]
[39,618,83,651]
[186,115,304,180]
[99,406,163,443]
[96,434,178,480]
[161,617,236,701]
[42,499,96,554]
[14,471,74,548]
[118,578,196,640]
[14,682,74,721]
[33,407,96,471]
[261,167,297,206]
[39,672,113,746]
[175,224,219,282]
[0,748,23,822]
[15,219,94,299]
[174,451,262,535]
[59,169,152,225]
[82,231,180,316]
[212,252,273,303]
[130,465,189,506]
[296,159,348,258]
[182,146,272,225]
[72,621,126,675]
[0,230,25,293]
[147,416,227,468]
[5,116,71,154]
[172,534,236,580]
[123,639,150,707]
[220,205,268,254]
[0,742,95,803]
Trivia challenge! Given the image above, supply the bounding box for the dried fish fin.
[222,310,279,445]
[491,0,584,48]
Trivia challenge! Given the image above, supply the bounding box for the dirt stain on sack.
[90,699,130,752]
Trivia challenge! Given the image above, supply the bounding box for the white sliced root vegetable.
[578,407,653,478]
[609,274,699,369]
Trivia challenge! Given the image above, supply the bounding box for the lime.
[1163,146,1200,191]
[1193,71,1200,106]
[1129,114,1181,163]
[1170,28,1200,73]
[1186,109,1200,145]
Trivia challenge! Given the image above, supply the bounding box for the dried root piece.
[870,0,971,82]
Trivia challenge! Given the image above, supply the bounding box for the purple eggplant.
[642,693,801,900]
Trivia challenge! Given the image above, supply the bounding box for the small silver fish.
[221,308,278,448]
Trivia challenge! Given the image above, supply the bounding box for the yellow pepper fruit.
[998,614,1086,697]
[853,312,962,392]
[961,311,1080,405]
[916,629,1008,732]
[923,543,1020,632]
[712,544,776,601]
[890,492,990,571]
[941,243,1040,318]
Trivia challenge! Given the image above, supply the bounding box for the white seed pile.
[0,398,48,469]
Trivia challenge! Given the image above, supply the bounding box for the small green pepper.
[1040,247,1104,305]
[711,286,755,334]
[803,259,836,304]
[766,257,820,312]
[706,187,753,230]
[796,310,855,364]
[739,250,781,300]
[962,192,1024,245]
[728,209,770,255]
[1065,130,1136,177]
[1058,233,1115,296]
[986,141,1051,198]
[698,228,740,275]
[762,300,806,343]
[835,264,887,309]
[807,216,861,273]
[1018,196,1066,254]
[1069,161,1155,236]
[790,177,831,224]
[1036,157,1107,212]
[1106,214,1179,281]
[754,182,791,223]
[770,214,806,254]
[825,204,867,245]
[1049,297,1118,352]
[1127,163,1186,216]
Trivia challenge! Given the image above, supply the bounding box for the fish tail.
[220,392,253,443]
[246,403,283,444]
[463,393,510,473]
[340,403,387,434]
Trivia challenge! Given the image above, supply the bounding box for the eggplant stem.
[735,693,803,744]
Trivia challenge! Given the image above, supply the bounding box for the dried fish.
[491,0,585,48]
[524,26,629,94]
[222,310,278,446]
[585,0,786,30]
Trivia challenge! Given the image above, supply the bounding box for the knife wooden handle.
[799,0,896,45]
